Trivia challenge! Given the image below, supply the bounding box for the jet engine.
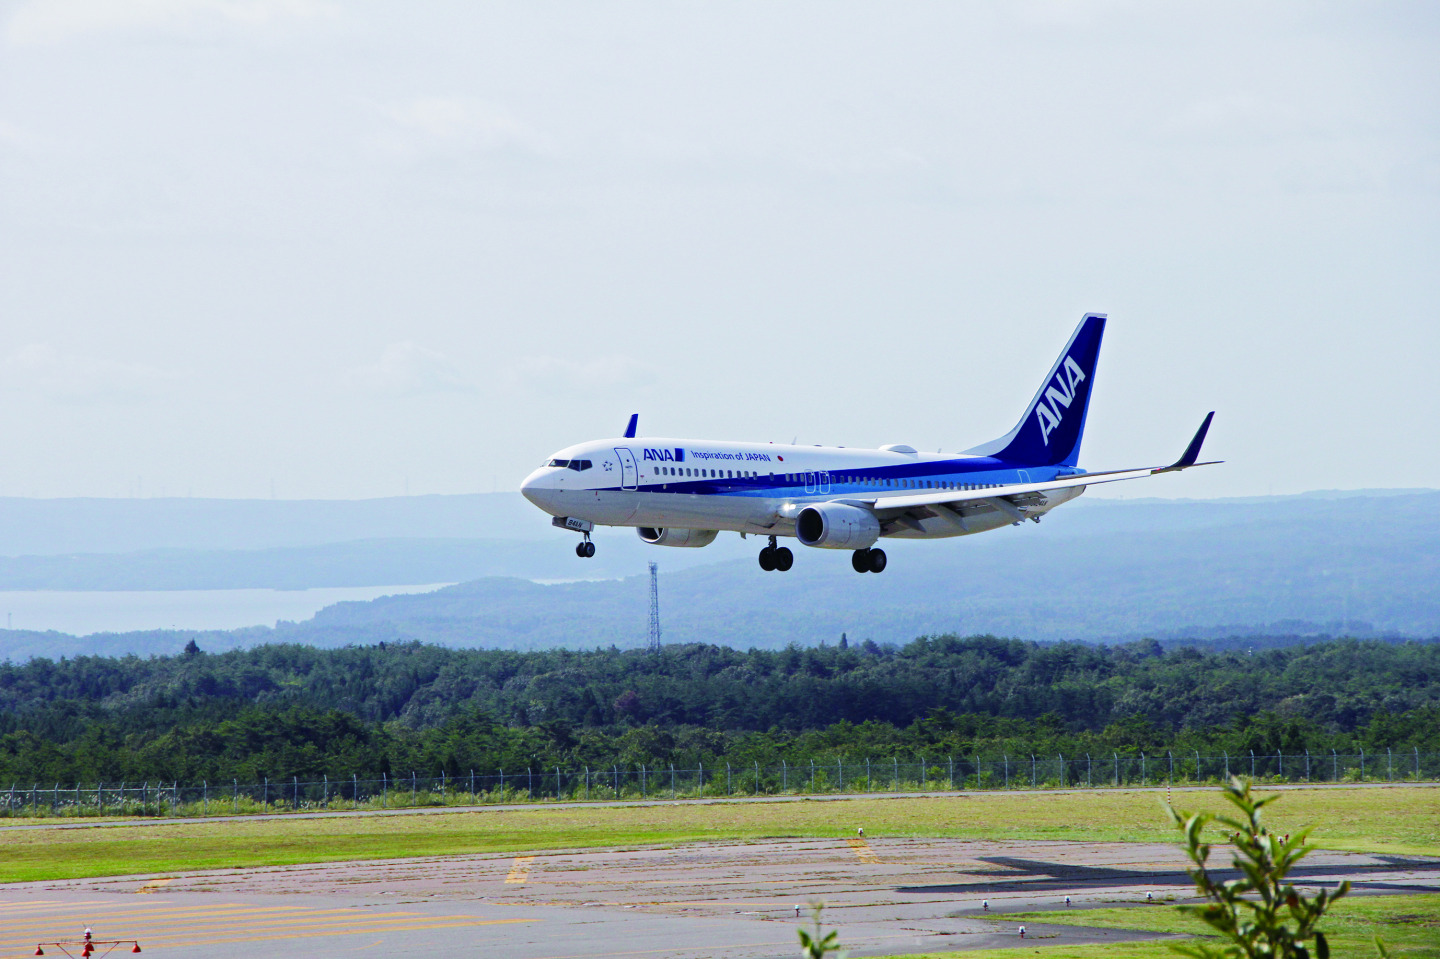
[795,504,881,549]
[637,527,718,548]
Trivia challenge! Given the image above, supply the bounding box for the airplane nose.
[522,468,562,513]
[521,469,546,506]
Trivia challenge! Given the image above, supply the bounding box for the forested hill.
[0,633,1434,771]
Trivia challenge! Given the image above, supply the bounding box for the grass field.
[898,893,1440,959]
[0,785,1434,884]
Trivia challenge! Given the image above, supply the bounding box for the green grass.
[945,893,1440,958]
[0,786,1435,884]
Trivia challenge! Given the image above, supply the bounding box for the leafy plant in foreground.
[797,904,844,959]
[1168,776,1361,958]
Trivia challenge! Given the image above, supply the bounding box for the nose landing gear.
[758,536,793,572]
[574,533,596,558]
[851,547,886,573]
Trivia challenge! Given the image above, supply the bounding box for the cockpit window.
[570,459,593,471]
[546,458,592,471]
[546,458,570,469]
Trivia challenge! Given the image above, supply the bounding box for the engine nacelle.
[795,504,881,549]
[637,527,718,548]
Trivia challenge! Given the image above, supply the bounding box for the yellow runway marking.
[0,903,533,954]
[136,879,172,894]
[845,837,879,863]
[506,856,535,884]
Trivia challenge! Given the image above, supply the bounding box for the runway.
[3,838,1437,958]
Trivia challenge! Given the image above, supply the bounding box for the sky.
[1,1,1436,501]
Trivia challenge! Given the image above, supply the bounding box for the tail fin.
[965,313,1106,467]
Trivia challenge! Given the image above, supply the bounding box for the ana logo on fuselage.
[1035,356,1087,445]
[642,448,685,463]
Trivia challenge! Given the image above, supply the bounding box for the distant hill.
[0,489,1434,659]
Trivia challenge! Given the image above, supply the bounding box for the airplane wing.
[835,413,1219,530]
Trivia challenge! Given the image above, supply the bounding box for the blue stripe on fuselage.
[589,458,1073,496]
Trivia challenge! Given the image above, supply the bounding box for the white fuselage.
[520,436,1085,541]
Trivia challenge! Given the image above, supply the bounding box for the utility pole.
[647,562,662,653]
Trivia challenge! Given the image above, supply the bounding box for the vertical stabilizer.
[964,314,1106,467]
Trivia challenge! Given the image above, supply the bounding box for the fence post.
[1114,752,1118,787]
[1305,750,1310,783]
[1169,751,1174,787]
[1277,751,1282,779]
[670,764,675,800]
[382,772,387,808]
[893,756,899,791]
[948,756,954,790]
[1388,748,1393,782]
[781,760,787,793]
[1194,750,1200,784]
[1332,749,1337,782]
[613,765,619,798]
[1058,754,1064,787]
[584,766,590,801]
[263,777,268,809]
[866,758,871,792]
[354,773,359,806]
[1004,755,1009,789]
[754,761,760,795]
[726,763,731,796]
[1417,746,1422,781]
[1249,750,1255,778]
[1030,755,1036,787]
[323,775,328,807]
[1224,751,1229,780]
[470,769,475,800]
[412,772,417,805]
[810,759,815,793]
[526,768,532,801]
[1141,753,1146,785]
[837,758,843,793]
[697,762,702,797]
[202,780,207,817]
[1360,748,1365,780]
[1087,753,1092,788]
[294,775,299,810]
[559,766,563,800]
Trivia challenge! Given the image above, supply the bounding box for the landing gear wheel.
[758,547,776,571]
[773,547,794,571]
[867,547,887,573]
[851,549,870,573]
[582,540,596,558]
[576,542,587,558]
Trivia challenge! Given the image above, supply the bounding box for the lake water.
[0,585,450,636]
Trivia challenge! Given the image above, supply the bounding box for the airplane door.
[819,471,832,493]
[615,448,639,491]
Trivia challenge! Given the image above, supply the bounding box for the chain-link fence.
[3,748,1435,818]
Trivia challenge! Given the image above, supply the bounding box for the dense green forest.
[1,636,1437,784]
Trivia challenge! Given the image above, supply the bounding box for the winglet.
[623,413,639,439]
[1155,412,1217,473]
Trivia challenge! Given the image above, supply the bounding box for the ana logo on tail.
[1035,356,1087,444]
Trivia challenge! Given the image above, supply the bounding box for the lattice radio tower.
[646,562,662,653]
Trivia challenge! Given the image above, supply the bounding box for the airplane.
[520,313,1217,573]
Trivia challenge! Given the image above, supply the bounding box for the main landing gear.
[851,547,887,573]
[574,533,596,558]
[758,536,793,572]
